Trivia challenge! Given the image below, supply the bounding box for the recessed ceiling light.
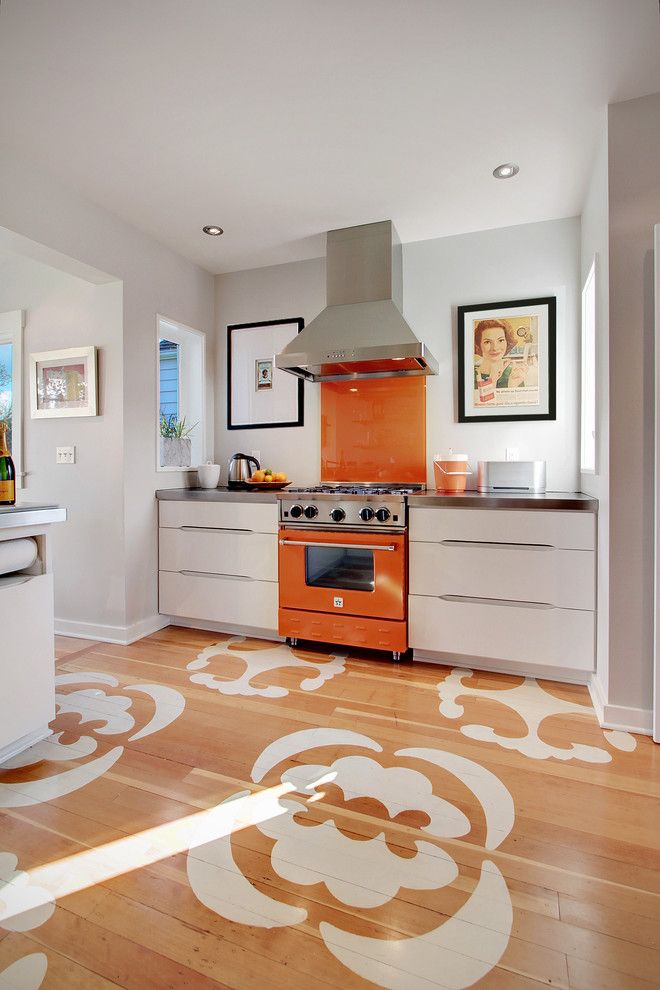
[492,163,519,179]
[203,225,224,236]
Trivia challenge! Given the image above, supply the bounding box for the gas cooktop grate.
[286,485,424,495]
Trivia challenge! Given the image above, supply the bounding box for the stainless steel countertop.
[0,503,67,529]
[156,487,280,503]
[408,491,598,511]
[156,488,597,511]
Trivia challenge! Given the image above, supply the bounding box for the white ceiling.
[1,0,659,274]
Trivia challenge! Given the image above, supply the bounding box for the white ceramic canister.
[197,462,221,489]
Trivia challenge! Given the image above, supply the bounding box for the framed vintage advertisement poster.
[457,297,556,422]
[228,318,304,429]
[30,346,98,418]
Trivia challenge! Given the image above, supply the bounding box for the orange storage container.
[433,453,471,493]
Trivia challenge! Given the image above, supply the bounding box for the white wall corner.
[55,614,170,646]
[588,673,653,735]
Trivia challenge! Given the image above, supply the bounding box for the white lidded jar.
[197,461,221,489]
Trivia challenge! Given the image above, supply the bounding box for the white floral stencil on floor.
[187,636,347,698]
[187,727,515,990]
[437,668,637,763]
[0,673,185,807]
[0,851,54,989]
[0,954,48,990]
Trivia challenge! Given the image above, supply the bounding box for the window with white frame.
[581,259,597,473]
[157,316,205,470]
[0,310,24,487]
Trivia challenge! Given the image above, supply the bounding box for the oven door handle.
[278,539,396,551]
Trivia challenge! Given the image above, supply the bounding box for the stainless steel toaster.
[477,460,546,493]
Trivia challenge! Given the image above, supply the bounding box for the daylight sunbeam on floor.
[0,779,316,929]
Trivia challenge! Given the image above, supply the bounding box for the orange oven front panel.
[279,608,408,653]
[278,528,406,621]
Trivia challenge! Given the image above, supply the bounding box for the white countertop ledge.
[0,503,67,530]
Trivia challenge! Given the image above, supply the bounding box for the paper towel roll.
[0,538,38,576]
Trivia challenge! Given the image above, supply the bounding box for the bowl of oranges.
[246,468,291,491]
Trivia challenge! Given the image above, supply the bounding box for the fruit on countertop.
[249,468,287,483]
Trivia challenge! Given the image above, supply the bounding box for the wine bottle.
[0,421,16,506]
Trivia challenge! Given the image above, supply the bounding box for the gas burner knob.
[375,507,391,522]
[289,504,304,519]
[330,507,346,523]
[359,506,375,521]
[303,505,318,519]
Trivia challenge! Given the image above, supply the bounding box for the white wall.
[405,218,580,489]
[606,92,660,720]
[215,259,325,484]
[215,218,581,490]
[0,152,215,640]
[579,123,610,706]
[0,250,125,626]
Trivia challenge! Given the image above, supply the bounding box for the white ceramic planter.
[160,437,192,468]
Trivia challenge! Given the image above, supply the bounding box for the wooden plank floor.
[1,627,658,989]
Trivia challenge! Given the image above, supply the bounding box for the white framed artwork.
[30,346,98,418]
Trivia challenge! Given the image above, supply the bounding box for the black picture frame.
[227,317,304,430]
[457,296,556,423]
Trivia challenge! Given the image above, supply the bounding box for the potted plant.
[159,414,197,468]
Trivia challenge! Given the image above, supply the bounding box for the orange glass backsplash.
[321,377,426,483]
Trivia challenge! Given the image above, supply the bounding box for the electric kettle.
[227,452,260,488]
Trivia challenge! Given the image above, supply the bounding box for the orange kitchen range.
[277,485,421,659]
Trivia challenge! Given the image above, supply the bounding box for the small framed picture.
[457,297,556,422]
[227,317,304,430]
[30,346,98,418]
[255,358,273,391]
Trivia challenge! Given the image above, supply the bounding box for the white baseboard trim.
[54,614,170,646]
[0,726,52,764]
[588,674,653,735]
[168,616,283,642]
[411,649,592,685]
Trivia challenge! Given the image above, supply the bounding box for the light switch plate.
[250,450,261,464]
[505,447,519,462]
[56,446,75,464]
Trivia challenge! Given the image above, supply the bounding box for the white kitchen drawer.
[0,573,55,754]
[159,570,278,632]
[409,541,595,610]
[159,528,277,582]
[159,500,277,534]
[409,507,595,551]
[409,593,595,671]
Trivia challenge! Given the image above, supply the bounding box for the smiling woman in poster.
[473,318,536,406]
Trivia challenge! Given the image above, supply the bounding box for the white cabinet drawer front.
[159,570,277,631]
[159,528,277,582]
[409,594,594,671]
[159,500,277,534]
[409,542,595,610]
[1,573,55,752]
[409,507,595,550]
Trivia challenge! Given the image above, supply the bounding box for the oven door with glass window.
[278,528,406,619]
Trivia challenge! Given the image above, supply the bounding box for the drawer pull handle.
[180,569,253,582]
[440,540,555,551]
[180,526,253,535]
[440,594,554,610]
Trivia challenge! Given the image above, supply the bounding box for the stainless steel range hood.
[275,220,438,382]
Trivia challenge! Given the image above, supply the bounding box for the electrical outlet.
[250,450,261,463]
[505,447,519,462]
[56,446,75,464]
